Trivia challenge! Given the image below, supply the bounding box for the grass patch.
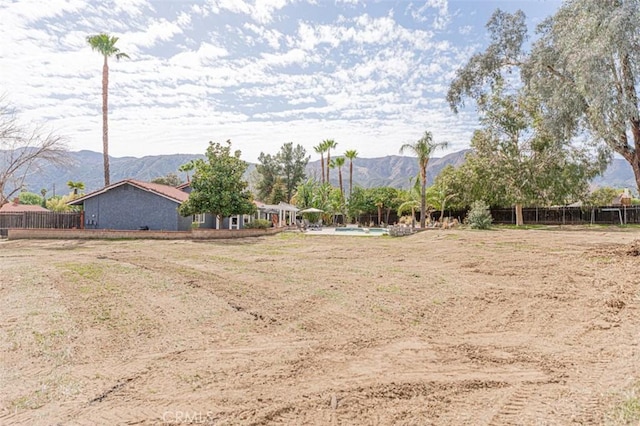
[59,263,104,280]
[376,284,401,293]
[315,288,343,300]
[608,382,640,424]
[495,224,549,230]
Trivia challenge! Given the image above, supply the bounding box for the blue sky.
[1,0,562,163]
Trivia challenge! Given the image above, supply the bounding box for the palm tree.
[323,139,337,184]
[344,149,358,198]
[86,33,129,187]
[399,131,448,228]
[66,181,85,196]
[314,143,327,184]
[397,177,421,229]
[334,156,346,200]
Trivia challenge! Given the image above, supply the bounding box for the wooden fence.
[0,211,83,236]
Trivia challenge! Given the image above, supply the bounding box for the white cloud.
[407,0,451,30]
[0,0,561,167]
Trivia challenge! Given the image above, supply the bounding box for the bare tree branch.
[0,98,70,205]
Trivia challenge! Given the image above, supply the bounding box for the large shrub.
[465,200,493,230]
[245,219,271,229]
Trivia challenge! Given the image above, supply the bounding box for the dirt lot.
[1,228,639,425]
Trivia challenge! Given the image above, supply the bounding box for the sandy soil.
[1,228,639,425]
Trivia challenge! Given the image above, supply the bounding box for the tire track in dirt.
[564,359,612,425]
[100,254,284,328]
[485,382,553,426]
[247,380,510,425]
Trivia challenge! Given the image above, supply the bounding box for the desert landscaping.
[1,228,640,425]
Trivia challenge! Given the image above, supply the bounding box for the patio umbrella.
[298,207,324,214]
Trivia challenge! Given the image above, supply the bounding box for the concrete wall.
[8,227,283,240]
[82,183,191,231]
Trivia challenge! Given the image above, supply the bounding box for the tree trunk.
[326,150,331,184]
[411,207,416,229]
[320,154,325,184]
[420,170,427,228]
[338,168,343,200]
[102,55,110,187]
[515,203,524,226]
[349,162,353,198]
[620,53,640,195]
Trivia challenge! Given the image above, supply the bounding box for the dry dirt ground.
[1,228,640,425]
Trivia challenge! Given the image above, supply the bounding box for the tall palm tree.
[334,156,346,200]
[314,143,327,184]
[323,139,337,184]
[86,33,129,187]
[344,149,358,197]
[399,131,448,228]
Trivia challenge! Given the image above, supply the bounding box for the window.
[193,213,205,224]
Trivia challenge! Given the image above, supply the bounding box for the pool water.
[335,227,388,234]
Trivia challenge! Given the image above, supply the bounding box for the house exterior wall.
[179,186,221,229]
[222,215,247,229]
[82,184,191,231]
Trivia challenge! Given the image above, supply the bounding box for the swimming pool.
[334,227,389,234]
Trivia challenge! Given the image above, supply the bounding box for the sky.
[1,0,563,163]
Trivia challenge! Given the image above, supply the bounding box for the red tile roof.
[68,179,189,205]
[0,202,49,213]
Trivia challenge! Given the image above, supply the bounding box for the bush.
[245,219,271,229]
[465,200,493,229]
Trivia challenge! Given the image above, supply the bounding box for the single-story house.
[0,200,49,213]
[68,179,193,231]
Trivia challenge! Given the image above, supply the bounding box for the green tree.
[66,180,85,195]
[446,7,626,196]
[344,149,358,198]
[47,193,82,212]
[428,165,461,221]
[400,131,448,228]
[18,191,44,206]
[584,187,620,207]
[471,89,599,225]
[370,186,399,226]
[453,83,599,225]
[396,177,421,228]
[151,173,183,187]
[292,178,317,209]
[278,142,309,202]
[255,152,281,202]
[255,142,309,203]
[178,140,256,223]
[270,178,288,204]
[525,0,640,196]
[86,33,130,186]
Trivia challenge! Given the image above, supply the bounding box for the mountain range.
[15,149,638,197]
